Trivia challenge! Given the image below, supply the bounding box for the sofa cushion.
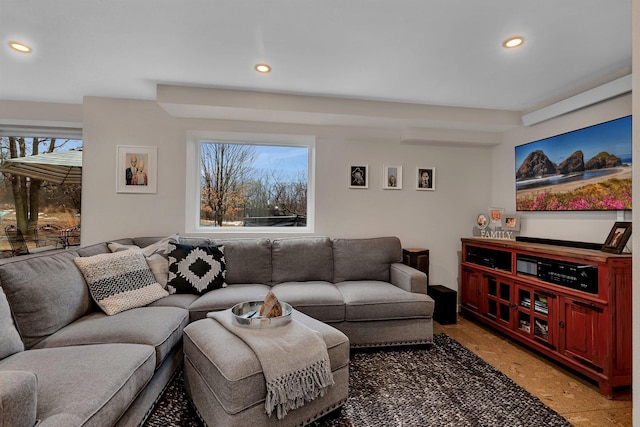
[0,250,93,349]
[0,343,155,427]
[332,237,402,283]
[32,306,188,368]
[187,284,272,321]
[271,282,345,322]
[210,238,272,285]
[0,370,37,427]
[74,250,169,315]
[335,281,434,321]
[147,293,199,309]
[271,237,333,284]
[167,243,226,295]
[0,286,23,359]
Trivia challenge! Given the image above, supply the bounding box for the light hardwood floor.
[434,316,632,427]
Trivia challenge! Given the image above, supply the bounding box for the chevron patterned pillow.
[167,243,226,295]
[74,249,169,315]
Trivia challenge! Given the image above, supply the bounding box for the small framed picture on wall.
[383,165,402,189]
[416,167,435,191]
[349,164,368,189]
[116,145,158,193]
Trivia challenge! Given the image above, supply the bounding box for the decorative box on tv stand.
[427,285,457,325]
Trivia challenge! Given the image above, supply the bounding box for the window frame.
[0,127,83,250]
[185,131,315,234]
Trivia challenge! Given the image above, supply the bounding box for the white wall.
[630,0,639,419]
[492,94,632,244]
[80,96,493,291]
[3,90,631,296]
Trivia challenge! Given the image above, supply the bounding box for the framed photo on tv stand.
[601,222,632,254]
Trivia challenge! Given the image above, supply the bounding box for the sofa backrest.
[0,250,94,349]
[211,238,272,285]
[271,237,333,284]
[0,286,23,359]
[332,237,402,283]
[132,236,274,286]
[77,239,132,257]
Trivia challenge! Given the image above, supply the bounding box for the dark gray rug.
[144,334,572,426]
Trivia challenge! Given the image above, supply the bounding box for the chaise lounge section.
[0,235,434,426]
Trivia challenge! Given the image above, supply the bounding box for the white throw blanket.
[207,309,335,419]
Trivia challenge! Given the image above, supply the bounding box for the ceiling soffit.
[157,85,521,146]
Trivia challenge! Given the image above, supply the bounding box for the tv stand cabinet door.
[461,267,482,312]
[559,296,605,374]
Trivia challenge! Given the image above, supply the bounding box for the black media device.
[516,255,598,294]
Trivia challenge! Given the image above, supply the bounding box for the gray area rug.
[144,333,572,426]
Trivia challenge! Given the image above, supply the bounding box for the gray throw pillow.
[0,286,24,359]
[74,249,168,315]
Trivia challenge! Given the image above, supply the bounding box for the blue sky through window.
[252,145,308,179]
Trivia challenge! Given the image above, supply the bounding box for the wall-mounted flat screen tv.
[515,115,631,211]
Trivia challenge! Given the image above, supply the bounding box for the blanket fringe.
[265,357,335,419]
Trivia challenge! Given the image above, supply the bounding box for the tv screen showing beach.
[515,115,631,211]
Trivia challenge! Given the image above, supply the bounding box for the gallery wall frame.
[116,145,158,194]
[416,167,435,191]
[349,164,369,189]
[383,165,402,189]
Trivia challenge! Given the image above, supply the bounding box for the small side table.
[402,247,429,286]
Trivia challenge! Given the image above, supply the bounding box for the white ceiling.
[0,0,632,113]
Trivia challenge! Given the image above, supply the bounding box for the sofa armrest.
[0,370,38,427]
[390,263,427,294]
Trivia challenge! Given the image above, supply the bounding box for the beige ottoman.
[183,310,350,427]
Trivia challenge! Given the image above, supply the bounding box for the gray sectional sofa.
[0,235,434,427]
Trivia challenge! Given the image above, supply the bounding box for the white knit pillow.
[74,249,168,315]
[108,241,170,288]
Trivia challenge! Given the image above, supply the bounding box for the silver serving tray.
[231,300,292,328]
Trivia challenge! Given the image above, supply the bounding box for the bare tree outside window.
[201,143,256,227]
[200,142,308,227]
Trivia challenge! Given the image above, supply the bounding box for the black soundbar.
[516,236,602,251]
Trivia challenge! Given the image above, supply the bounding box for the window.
[0,133,82,256]
[186,132,315,233]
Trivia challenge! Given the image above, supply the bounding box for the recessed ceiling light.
[503,36,524,49]
[8,41,31,53]
[255,63,271,73]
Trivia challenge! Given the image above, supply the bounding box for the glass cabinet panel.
[488,299,497,317]
[484,275,512,328]
[534,294,549,315]
[500,282,511,300]
[533,318,549,341]
[515,284,553,348]
[518,311,531,333]
[488,278,497,297]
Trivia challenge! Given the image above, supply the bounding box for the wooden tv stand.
[460,237,631,398]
